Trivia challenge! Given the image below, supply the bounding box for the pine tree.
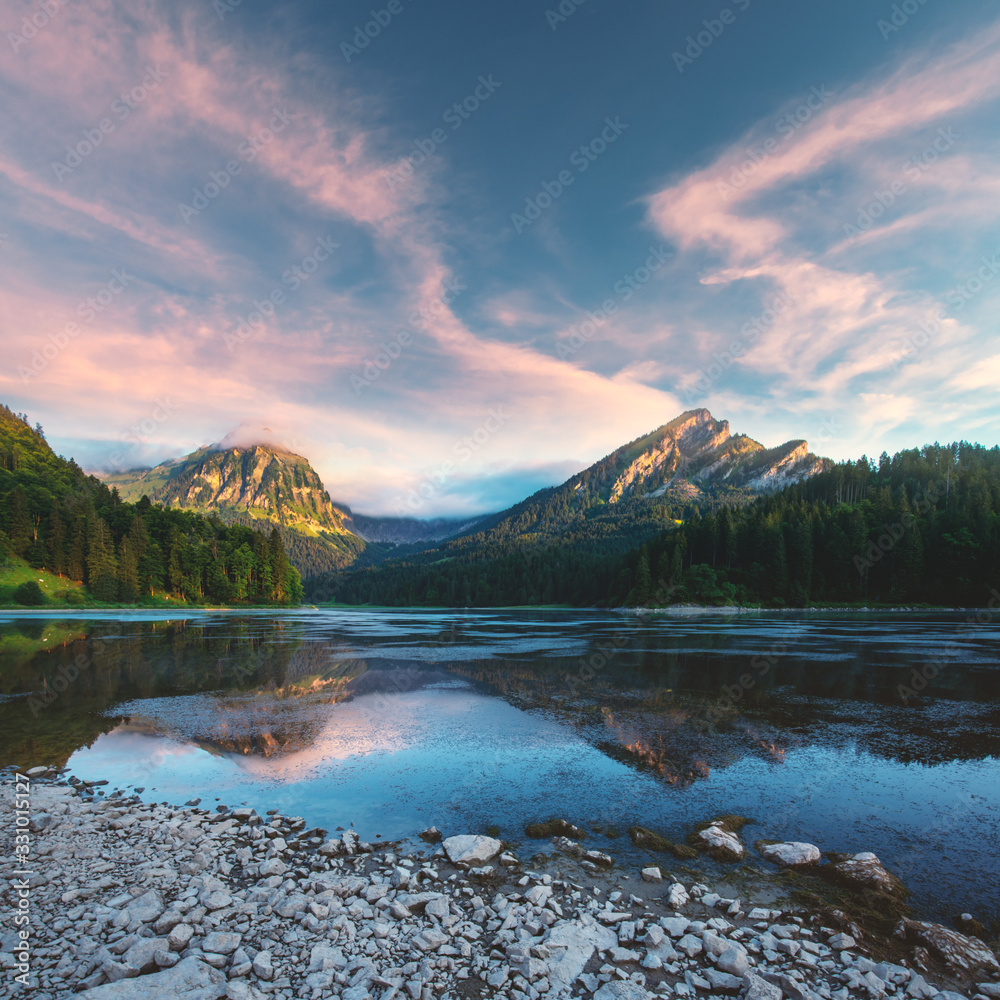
[116,538,140,603]
[46,502,67,575]
[7,485,32,556]
[67,516,87,582]
[86,518,118,601]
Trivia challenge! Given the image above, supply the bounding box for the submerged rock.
[757,840,821,867]
[896,919,1000,975]
[628,825,698,858]
[524,818,586,839]
[828,851,907,897]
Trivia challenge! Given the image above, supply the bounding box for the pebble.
[1,773,994,1000]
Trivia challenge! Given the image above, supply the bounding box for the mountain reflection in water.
[1,608,997,924]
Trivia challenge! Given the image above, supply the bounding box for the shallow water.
[1,607,997,925]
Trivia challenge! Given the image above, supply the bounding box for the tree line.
[611,443,1000,607]
[320,441,1000,608]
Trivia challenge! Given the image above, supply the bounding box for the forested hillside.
[321,442,1000,608]
[0,406,302,605]
[611,443,1000,607]
[316,485,739,606]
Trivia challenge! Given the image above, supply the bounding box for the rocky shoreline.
[2,769,998,1000]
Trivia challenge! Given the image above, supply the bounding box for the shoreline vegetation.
[3,768,998,1000]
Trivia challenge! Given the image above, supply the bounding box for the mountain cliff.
[108,443,350,535]
[105,441,366,579]
[568,409,830,504]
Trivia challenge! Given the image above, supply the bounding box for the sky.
[2,0,999,517]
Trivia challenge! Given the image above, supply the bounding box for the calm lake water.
[1,608,998,926]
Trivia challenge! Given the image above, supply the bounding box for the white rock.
[545,920,618,990]
[442,834,503,865]
[695,824,745,861]
[641,867,662,882]
[593,982,651,999]
[76,956,226,998]
[759,841,821,867]
[717,945,750,976]
[252,951,273,981]
[665,883,690,908]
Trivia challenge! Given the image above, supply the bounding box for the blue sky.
[2,0,999,515]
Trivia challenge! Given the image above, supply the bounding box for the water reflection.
[0,609,998,922]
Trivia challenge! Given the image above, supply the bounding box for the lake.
[1,607,997,927]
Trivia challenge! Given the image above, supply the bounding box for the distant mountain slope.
[108,442,349,533]
[106,441,363,579]
[321,409,832,605]
[345,513,489,544]
[563,408,829,504]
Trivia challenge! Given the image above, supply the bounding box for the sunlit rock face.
[571,408,831,506]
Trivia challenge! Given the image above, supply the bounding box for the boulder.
[202,932,241,956]
[545,920,618,990]
[829,852,905,896]
[757,841,821,867]
[442,834,502,865]
[524,818,586,839]
[125,889,165,925]
[743,972,782,1000]
[77,957,226,998]
[896,919,1000,975]
[717,945,750,976]
[665,882,690,908]
[593,982,652,1000]
[694,823,744,861]
[122,937,173,974]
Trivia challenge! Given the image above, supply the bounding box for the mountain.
[561,408,829,504]
[108,442,350,533]
[105,441,366,579]
[322,409,833,606]
[344,513,489,544]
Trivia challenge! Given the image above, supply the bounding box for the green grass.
[0,557,298,611]
[0,559,88,607]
